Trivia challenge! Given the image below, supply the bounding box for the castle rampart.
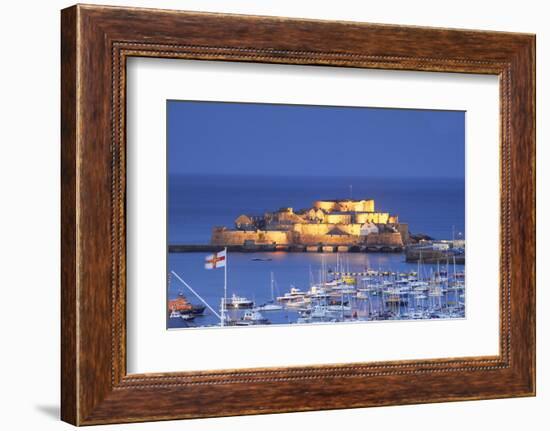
[210,198,408,250]
[211,227,291,246]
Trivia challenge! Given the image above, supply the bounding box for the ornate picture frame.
[61,4,535,425]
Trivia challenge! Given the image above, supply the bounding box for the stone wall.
[313,199,375,212]
[211,224,407,247]
[211,227,291,246]
[365,232,404,247]
[354,212,390,224]
[338,199,375,212]
[296,233,361,245]
[325,213,352,224]
[292,223,362,236]
[213,226,366,246]
[396,223,409,244]
[337,224,362,236]
[313,200,338,212]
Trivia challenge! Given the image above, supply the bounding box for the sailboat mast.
[222,247,228,327]
[270,271,275,301]
[417,249,421,280]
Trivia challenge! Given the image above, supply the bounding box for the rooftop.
[326,227,350,236]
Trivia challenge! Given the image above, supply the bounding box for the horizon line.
[167,172,465,180]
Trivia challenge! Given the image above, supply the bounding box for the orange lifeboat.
[168,296,193,312]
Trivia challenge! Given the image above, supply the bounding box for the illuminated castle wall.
[211,199,408,247]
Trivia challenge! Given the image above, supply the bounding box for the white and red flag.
[204,249,227,269]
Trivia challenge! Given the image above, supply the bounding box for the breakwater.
[405,246,465,264]
[169,244,404,253]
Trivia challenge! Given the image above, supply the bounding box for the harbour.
[167,173,465,330]
[167,250,465,329]
[168,243,405,253]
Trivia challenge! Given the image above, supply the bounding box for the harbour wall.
[207,223,408,251]
[169,244,404,253]
[405,247,465,264]
[211,228,291,246]
[211,226,404,248]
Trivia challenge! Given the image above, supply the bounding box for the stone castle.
[211,199,409,251]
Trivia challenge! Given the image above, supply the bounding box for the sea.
[167,174,465,329]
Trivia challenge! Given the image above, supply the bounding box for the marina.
[167,251,465,329]
[165,100,467,331]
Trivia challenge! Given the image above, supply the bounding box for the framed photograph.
[61,4,535,425]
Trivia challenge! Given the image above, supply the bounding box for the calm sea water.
[167,174,465,329]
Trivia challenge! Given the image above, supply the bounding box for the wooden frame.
[61,4,535,425]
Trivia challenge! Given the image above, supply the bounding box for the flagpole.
[222,247,228,327]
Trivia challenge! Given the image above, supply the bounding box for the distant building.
[211,198,408,248]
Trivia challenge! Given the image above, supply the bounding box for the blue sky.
[167,100,464,179]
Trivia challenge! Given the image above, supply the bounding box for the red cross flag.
[204,249,227,269]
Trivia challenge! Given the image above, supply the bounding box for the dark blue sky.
[167,101,464,179]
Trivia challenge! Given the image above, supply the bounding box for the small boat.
[180,313,195,321]
[222,293,254,309]
[256,303,283,311]
[309,292,332,300]
[327,297,348,306]
[356,290,370,300]
[169,310,181,319]
[395,278,410,285]
[285,298,311,308]
[308,284,332,297]
[310,305,340,319]
[410,281,429,290]
[277,286,307,302]
[169,293,206,315]
[334,286,356,295]
[256,272,283,311]
[235,310,270,326]
[251,258,272,262]
[428,287,443,297]
[385,295,408,306]
[168,296,193,313]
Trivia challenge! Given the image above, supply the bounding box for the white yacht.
[222,293,254,309]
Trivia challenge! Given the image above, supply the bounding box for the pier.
[169,244,404,253]
[405,245,465,264]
